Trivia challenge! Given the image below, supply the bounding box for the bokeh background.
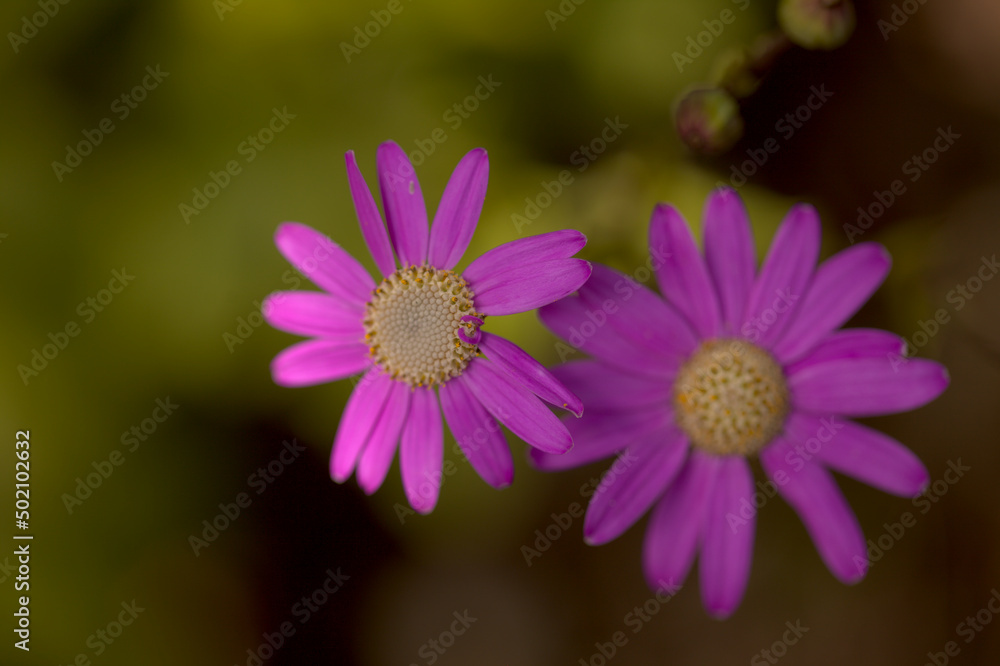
[2,0,1000,664]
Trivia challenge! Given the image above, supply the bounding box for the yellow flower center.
[363,266,483,387]
[673,338,789,456]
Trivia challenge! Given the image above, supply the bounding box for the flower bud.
[778,0,856,50]
[675,87,744,156]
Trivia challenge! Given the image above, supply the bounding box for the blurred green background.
[2,0,1000,664]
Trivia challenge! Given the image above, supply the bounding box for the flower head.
[537,189,948,618]
[266,142,591,513]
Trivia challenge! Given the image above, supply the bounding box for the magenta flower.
[265,142,590,513]
[536,189,948,618]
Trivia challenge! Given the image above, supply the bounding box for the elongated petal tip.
[564,399,584,419]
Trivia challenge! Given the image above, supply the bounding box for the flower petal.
[400,386,444,513]
[741,204,820,348]
[703,189,755,334]
[428,148,488,269]
[583,427,687,545]
[539,295,677,378]
[577,263,699,361]
[469,258,592,316]
[782,411,929,496]
[478,333,582,416]
[270,339,371,387]
[699,455,756,619]
[356,380,411,494]
[761,439,868,583]
[263,291,364,340]
[459,358,572,454]
[275,223,375,304]
[330,369,394,482]
[530,408,671,471]
[438,377,513,488]
[345,150,396,277]
[783,328,905,376]
[548,360,671,414]
[772,243,891,363]
[648,203,721,338]
[377,141,428,266]
[789,357,949,417]
[642,451,718,591]
[462,230,587,285]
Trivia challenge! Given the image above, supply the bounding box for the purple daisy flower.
[536,189,948,618]
[265,141,591,513]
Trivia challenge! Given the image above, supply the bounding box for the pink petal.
[263,291,364,341]
[463,230,587,285]
[400,387,444,513]
[345,150,397,277]
[270,339,371,387]
[274,223,374,304]
[530,408,671,472]
[698,455,756,619]
[539,295,677,378]
[330,369,394,482]
[741,204,820,348]
[642,451,718,591]
[648,203,722,338]
[478,333,582,416]
[469,258,592,316]
[428,148,488,269]
[438,377,513,488]
[583,427,687,545]
[377,141,427,267]
[781,411,929,497]
[761,438,868,583]
[789,357,949,417]
[772,243,891,363]
[548,360,671,414]
[577,263,698,361]
[356,380,411,494]
[703,189,755,334]
[783,328,905,376]
[459,358,572,455]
